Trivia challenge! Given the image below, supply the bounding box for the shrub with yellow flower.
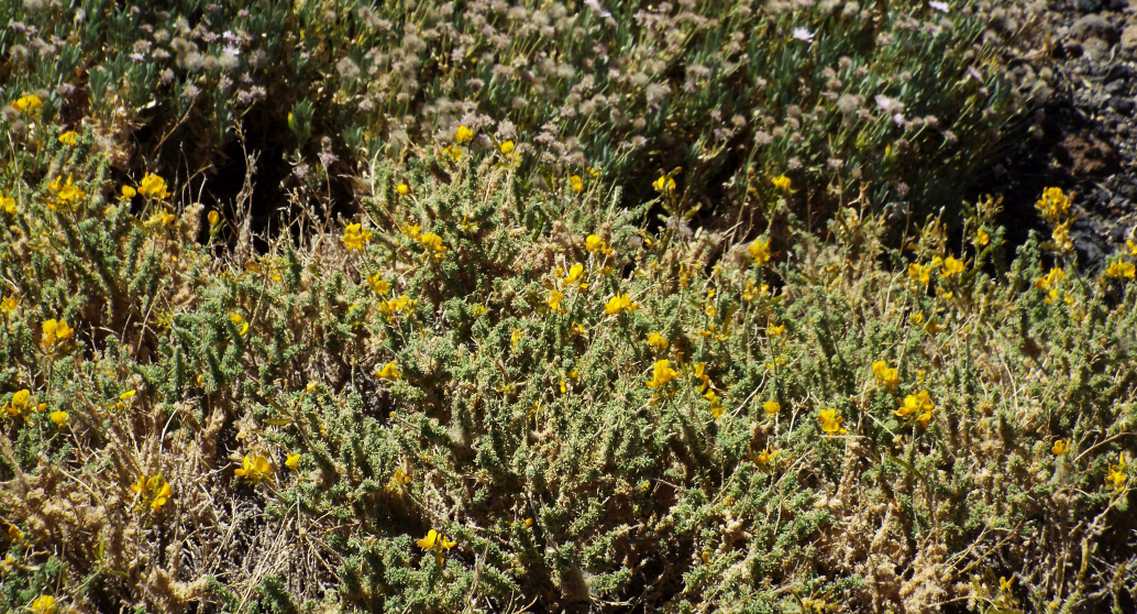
[646,359,679,389]
[235,454,274,483]
[604,293,638,316]
[871,360,900,391]
[58,130,79,146]
[417,528,457,564]
[1106,453,1128,491]
[342,223,373,251]
[546,289,565,313]
[584,233,613,256]
[762,399,781,416]
[137,172,171,200]
[131,473,173,513]
[645,332,668,352]
[1103,259,1135,280]
[1051,439,1069,456]
[375,361,401,380]
[285,452,301,471]
[4,389,32,418]
[29,594,56,614]
[748,237,771,267]
[41,318,74,351]
[569,174,584,194]
[652,172,677,195]
[896,390,935,427]
[454,124,475,144]
[11,93,42,115]
[228,312,250,336]
[418,231,447,259]
[1035,187,1071,222]
[771,174,793,193]
[818,407,847,435]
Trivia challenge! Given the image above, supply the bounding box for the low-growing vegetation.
[2,1,1136,612]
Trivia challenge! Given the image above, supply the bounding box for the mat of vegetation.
[2,1,1137,613]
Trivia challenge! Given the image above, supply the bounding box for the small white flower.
[929,1,949,12]
[584,0,613,19]
[792,27,814,43]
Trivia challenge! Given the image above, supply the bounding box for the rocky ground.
[994,0,1137,266]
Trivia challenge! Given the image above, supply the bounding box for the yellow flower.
[131,473,173,512]
[1103,259,1136,280]
[441,143,463,161]
[395,181,411,195]
[207,210,221,226]
[646,359,680,389]
[817,407,847,435]
[41,318,74,350]
[57,131,79,146]
[569,174,584,194]
[48,410,69,427]
[120,185,137,200]
[755,447,780,466]
[285,452,301,471]
[235,454,274,483]
[896,390,935,426]
[748,237,771,266]
[1052,220,1073,253]
[871,360,900,391]
[564,262,585,285]
[974,228,990,247]
[1051,439,1069,456]
[499,140,515,155]
[5,389,32,418]
[652,173,677,194]
[908,262,933,286]
[646,332,668,352]
[1,295,17,316]
[584,233,611,255]
[12,94,42,115]
[29,594,56,614]
[771,174,793,192]
[510,328,524,350]
[1128,239,1137,258]
[386,465,412,494]
[1035,267,1066,291]
[137,173,171,200]
[376,361,401,380]
[546,289,565,313]
[48,175,85,208]
[144,211,177,228]
[604,293,638,316]
[228,312,250,336]
[941,256,965,279]
[367,273,391,295]
[1035,186,1070,221]
[0,194,15,214]
[380,294,414,321]
[417,528,457,562]
[762,399,781,416]
[342,223,373,251]
[1107,453,1128,491]
[418,231,447,259]
[704,388,724,419]
[767,322,785,337]
[454,124,475,144]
